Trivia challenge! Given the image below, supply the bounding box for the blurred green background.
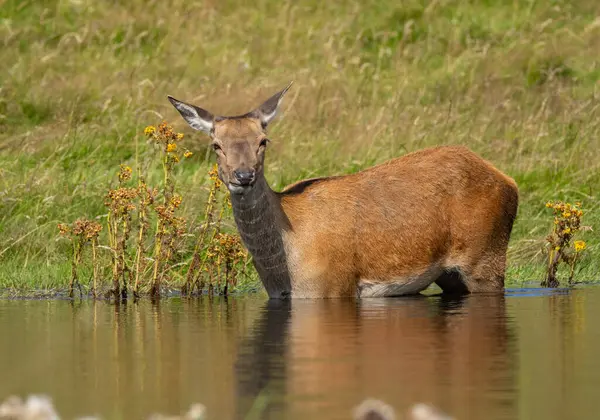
[0,0,598,293]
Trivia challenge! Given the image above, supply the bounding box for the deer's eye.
[259,138,269,148]
[212,143,222,152]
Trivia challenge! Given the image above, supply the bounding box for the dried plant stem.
[165,235,175,267]
[162,154,173,205]
[195,204,230,294]
[59,220,102,298]
[568,253,579,285]
[119,217,130,299]
[134,206,146,296]
[69,240,81,298]
[107,212,120,298]
[544,246,562,288]
[184,193,216,294]
[91,238,98,298]
[216,255,222,293]
[150,147,176,297]
[150,220,164,297]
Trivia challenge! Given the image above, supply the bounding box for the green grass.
[1,0,599,295]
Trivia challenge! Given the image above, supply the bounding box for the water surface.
[1,288,600,419]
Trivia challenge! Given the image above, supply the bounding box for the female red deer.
[168,84,519,299]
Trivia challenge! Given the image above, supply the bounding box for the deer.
[167,83,519,299]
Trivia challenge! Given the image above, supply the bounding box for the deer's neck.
[229,176,292,299]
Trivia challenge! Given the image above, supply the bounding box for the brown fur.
[278,145,519,297]
[168,86,519,299]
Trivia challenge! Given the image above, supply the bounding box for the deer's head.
[167,83,292,195]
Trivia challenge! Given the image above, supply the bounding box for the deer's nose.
[233,169,255,186]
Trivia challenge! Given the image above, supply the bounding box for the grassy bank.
[1,0,599,295]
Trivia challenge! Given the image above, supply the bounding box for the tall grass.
[1,0,599,294]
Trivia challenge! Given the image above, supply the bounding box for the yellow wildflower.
[563,212,571,218]
[563,228,571,234]
[574,240,586,252]
[144,125,156,136]
[176,133,184,140]
[184,150,193,158]
[172,154,180,163]
[167,143,177,152]
[555,246,560,251]
[545,202,553,208]
[170,195,183,209]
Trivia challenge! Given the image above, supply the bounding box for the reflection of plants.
[56,121,249,299]
[542,201,587,287]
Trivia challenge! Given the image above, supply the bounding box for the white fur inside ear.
[261,108,278,125]
[257,82,293,127]
[171,99,213,133]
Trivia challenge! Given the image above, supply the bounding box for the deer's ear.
[167,96,214,134]
[253,82,293,127]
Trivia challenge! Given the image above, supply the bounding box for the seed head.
[118,164,133,182]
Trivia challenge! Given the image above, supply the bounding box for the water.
[1,287,600,420]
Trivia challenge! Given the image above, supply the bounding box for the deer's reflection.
[235,299,292,419]
[235,294,515,420]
